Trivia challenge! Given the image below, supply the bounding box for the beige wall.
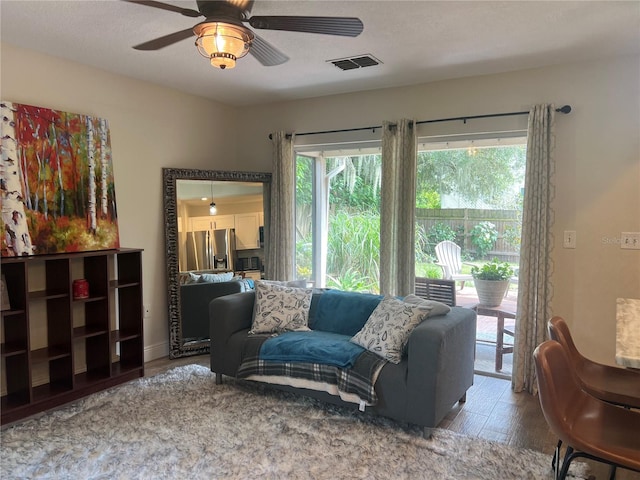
[3,40,638,365]
[1,43,244,360]
[237,54,640,366]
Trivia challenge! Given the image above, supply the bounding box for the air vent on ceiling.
[328,54,382,71]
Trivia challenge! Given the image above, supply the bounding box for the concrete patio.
[455,282,517,379]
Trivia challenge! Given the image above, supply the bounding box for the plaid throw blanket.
[237,334,387,405]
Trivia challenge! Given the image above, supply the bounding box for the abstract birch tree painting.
[0,101,120,256]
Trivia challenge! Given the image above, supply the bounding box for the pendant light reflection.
[209,182,217,215]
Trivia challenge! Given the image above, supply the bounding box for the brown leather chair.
[548,316,640,409]
[534,340,640,479]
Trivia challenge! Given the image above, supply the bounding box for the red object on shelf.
[73,279,89,299]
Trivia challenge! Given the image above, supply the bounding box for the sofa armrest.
[404,307,477,427]
[210,291,256,377]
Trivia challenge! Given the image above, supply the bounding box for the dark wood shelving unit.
[1,248,144,425]
[73,325,110,338]
[30,346,72,363]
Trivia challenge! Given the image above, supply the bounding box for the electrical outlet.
[563,230,576,249]
[144,304,151,318]
[621,232,640,250]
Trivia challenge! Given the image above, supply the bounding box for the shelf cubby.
[1,248,144,425]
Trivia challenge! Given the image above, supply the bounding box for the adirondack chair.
[434,240,474,290]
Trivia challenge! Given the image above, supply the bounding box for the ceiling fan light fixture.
[194,22,254,69]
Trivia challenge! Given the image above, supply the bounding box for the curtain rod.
[269,105,571,140]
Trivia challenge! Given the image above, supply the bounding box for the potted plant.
[471,259,514,307]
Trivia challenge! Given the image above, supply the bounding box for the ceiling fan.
[125,0,364,69]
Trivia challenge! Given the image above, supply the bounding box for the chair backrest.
[435,241,463,277]
[547,316,584,369]
[535,340,640,472]
[414,277,457,306]
[533,341,584,442]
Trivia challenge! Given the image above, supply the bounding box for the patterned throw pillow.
[350,296,432,364]
[402,294,451,316]
[250,281,314,334]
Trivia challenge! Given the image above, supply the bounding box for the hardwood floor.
[147,355,639,479]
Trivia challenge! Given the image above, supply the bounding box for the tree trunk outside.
[1,102,34,255]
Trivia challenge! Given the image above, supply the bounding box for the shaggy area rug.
[1,364,588,479]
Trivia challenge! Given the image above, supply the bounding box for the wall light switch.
[621,232,640,250]
[563,230,576,249]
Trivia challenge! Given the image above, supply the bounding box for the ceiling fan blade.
[123,0,202,18]
[249,34,289,66]
[133,28,195,51]
[248,16,363,37]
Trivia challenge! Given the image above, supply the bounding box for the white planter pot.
[474,279,510,307]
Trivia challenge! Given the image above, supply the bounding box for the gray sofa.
[180,281,246,339]
[209,289,477,436]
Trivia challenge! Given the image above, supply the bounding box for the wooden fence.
[416,208,521,263]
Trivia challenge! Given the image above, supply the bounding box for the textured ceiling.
[1,1,639,107]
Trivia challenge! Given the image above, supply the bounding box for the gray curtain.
[512,104,556,394]
[380,119,417,296]
[265,132,295,281]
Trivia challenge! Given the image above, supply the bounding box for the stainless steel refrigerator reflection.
[212,228,236,270]
[185,230,211,271]
[184,228,236,271]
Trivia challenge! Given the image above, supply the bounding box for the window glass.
[295,134,526,293]
[416,138,526,277]
[295,151,382,292]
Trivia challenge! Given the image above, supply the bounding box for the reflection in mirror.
[163,168,271,358]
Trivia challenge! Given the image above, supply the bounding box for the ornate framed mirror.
[163,168,271,358]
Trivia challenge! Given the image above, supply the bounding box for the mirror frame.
[163,167,272,358]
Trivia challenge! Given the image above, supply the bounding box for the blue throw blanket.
[237,333,387,405]
[259,331,365,369]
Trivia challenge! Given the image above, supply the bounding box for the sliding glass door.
[416,136,527,378]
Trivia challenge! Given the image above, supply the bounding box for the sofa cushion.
[197,272,235,283]
[311,290,383,336]
[259,331,365,368]
[351,296,431,364]
[250,281,314,334]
